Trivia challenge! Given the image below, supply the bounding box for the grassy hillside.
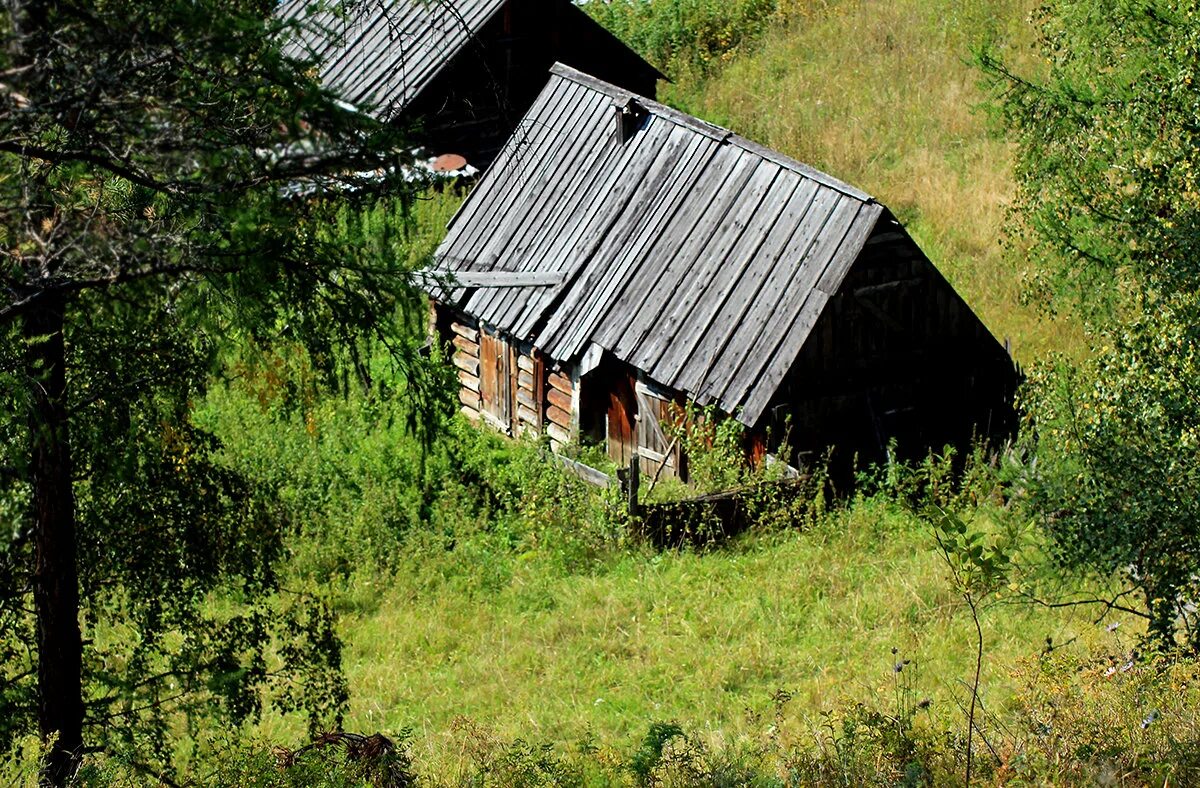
[24,3,1192,784]
[601,0,1084,361]
[258,490,1138,772]
[239,1,1112,770]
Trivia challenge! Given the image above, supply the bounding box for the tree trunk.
[25,294,84,787]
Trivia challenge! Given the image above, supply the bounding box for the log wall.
[545,366,574,451]
[450,315,482,422]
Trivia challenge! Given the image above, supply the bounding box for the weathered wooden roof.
[433,64,887,427]
[278,0,505,119]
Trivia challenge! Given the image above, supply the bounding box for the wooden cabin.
[278,0,664,169]
[427,64,1018,478]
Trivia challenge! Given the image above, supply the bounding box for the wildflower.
[1106,621,1121,632]
[894,662,904,673]
[1141,710,1159,729]
[1120,660,1134,673]
[917,698,931,710]
[1104,665,1117,677]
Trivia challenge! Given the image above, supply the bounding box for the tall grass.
[231,472,1141,775]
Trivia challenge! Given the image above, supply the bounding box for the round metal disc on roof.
[433,153,468,172]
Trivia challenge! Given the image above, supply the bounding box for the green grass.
[248,477,1139,770]
[225,0,1105,771]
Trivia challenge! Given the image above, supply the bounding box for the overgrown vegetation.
[6,0,1200,783]
[981,0,1200,653]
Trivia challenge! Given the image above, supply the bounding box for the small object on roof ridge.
[615,99,647,145]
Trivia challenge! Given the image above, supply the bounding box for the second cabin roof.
[433,63,887,427]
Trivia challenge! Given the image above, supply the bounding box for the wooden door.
[606,371,636,465]
[479,330,512,432]
[635,379,682,478]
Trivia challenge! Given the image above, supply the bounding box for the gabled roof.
[277,0,665,124]
[278,0,507,119]
[432,64,887,427]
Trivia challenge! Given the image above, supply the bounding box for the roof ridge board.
[731,136,873,202]
[549,62,877,204]
[549,63,728,141]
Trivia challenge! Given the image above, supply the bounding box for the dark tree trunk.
[24,294,84,787]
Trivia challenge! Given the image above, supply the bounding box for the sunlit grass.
[254,496,1138,768]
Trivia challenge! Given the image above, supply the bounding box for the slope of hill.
[594,0,1082,361]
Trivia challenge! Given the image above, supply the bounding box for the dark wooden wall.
[405,0,661,167]
[757,214,1018,469]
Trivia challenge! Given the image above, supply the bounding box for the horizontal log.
[517,354,534,374]
[548,372,572,395]
[453,336,479,356]
[517,404,538,425]
[547,422,570,446]
[450,322,479,341]
[547,404,572,428]
[452,353,478,375]
[458,389,480,409]
[449,270,565,287]
[551,454,611,488]
[546,386,571,413]
[638,446,667,463]
[458,370,480,392]
[518,370,534,391]
[516,388,537,412]
[460,405,480,422]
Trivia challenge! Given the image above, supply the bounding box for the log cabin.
[426,64,1019,479]
[278,0,664,169]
